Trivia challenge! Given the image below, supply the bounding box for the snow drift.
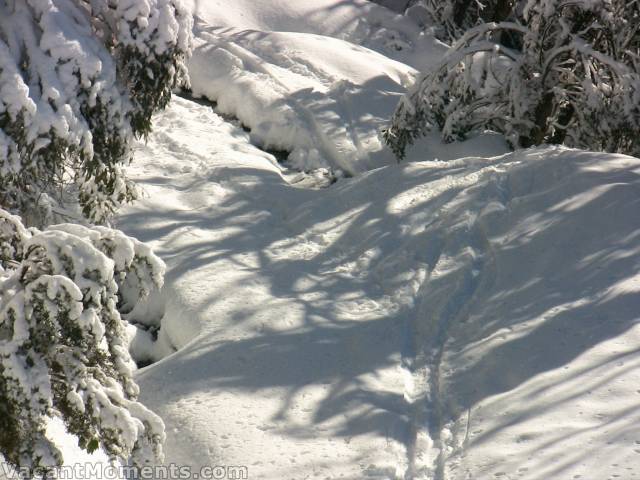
[116,95,640,480]
[183,0,447,174]
[22,0,638,478]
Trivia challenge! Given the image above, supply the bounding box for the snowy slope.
[105,1,640,479]
[184,0,439,69]
[117,95,640,480]
[183,0,447,174]
[188,24,416,174]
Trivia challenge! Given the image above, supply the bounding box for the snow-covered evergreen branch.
[386,0,640,158]
[0,209,166,475]
[0,0,192,224]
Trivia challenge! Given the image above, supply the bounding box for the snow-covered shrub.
[0,0,192,225]
[411,0,515,41]
[0,209,166,475]
[369,0,414,13]
[385,0,640,158]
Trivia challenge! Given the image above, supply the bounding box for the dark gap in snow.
[178,89,249,131]
[263,147,290,164]
[127,322,161,370]
[128,318,179,370]
[129,320,160,341]
[135,357,155,369]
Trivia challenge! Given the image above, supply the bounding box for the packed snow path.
[117,96,640,480]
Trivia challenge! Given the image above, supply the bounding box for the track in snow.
[120,93,640,480]
[119,96,508,479]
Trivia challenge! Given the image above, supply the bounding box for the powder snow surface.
[34,1,640,479]
[113,90,640,480]
[185,0,448,174]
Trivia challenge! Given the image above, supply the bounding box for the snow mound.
[183,0,444,70]
[119,96,640,480]
[188,21,419,174]
[184,0,449,175]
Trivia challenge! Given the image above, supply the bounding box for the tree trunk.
[521,91,555,148]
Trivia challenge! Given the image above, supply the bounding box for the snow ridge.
[187,18,419,174]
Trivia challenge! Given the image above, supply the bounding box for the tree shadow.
[123,101,640,476]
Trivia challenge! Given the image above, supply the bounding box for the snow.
[184,0,448,174]
[183,0,440,70]
[113,86,640,479]
[1,420,145,480]
[20,0,640,479]
[188,25,416,174]
[0,217,170,477]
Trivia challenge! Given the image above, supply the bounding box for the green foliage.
[0,209,166,476]
[0,0,192,226]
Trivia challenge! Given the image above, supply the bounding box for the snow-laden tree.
[385,0,640,158]
[0,0,192,225]
[0,208,166,476]
[411,0,515,41]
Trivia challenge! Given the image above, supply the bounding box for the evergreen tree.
[0,0,192,225]
[0,209,166,476]
[385,0,640,158]
[413,0,515,42]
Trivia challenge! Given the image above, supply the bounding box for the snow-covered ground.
[184,0,448,175]
[112,87,640,479]
[183,0,440,70]
[33,1,640,479]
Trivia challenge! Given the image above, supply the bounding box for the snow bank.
[183,0,443,70]
[188,23,418,174]
[119,95,640,480]
[184,0,448,174]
